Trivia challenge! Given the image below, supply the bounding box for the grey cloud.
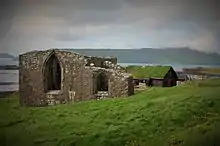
[0,0,220,54]
[0,0,20,39]
[4,0,219,27]
[53,32,86,42]
[126,0,219,21]
[0,20,13,39]
[23,0,124,10]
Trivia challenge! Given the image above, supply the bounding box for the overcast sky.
[0,0,219,55]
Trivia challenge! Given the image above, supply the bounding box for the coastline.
[0,82,18,85]
[0,62,220,93]
[0,65,19,70]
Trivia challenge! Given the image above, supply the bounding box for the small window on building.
[97,72,108,91]
[44,54,61,91]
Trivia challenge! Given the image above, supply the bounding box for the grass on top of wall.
[125,65,171,78]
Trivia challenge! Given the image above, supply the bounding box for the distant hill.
[0,53,15,58]
[2,48,220,65]
[67,47,220,65]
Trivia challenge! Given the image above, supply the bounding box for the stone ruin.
[19,49,134,106]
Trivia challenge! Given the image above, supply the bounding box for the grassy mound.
[0,79,220,146]
[125,65,171,78]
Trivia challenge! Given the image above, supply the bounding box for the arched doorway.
[96,72,108,91]
[44,53,61,92]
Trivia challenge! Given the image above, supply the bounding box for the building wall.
[89,67,134,98]
[162,69,178,87]
[19,49,133,106]
[152,80,163,87]
[19,49,86,106]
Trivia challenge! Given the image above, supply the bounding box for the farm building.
[176,71,190,81]
[182,68,220,80]
[125,65,178,87]
[175,71,190,85]
[19,49,134,107]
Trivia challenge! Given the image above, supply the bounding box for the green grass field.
[1,79,220,146]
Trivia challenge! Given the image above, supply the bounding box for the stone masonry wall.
[90,67,134,99]
[19,49,92,106]
[19,50,51,106]
[108,72,134,98]
[85,56,117,68]
[19,49,134,107]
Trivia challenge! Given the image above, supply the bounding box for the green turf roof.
[125,65,172,78]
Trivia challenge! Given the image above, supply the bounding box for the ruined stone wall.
[19,50,52,106]
[19,49,134,107]
[108,72,134,98]
[91,67,134,99]
[19,49,92,106]
[85,56,117,68]
[73,66,94,101]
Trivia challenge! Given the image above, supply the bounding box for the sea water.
[1,58,220,92]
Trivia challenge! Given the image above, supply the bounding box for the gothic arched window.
[44,54,61,91]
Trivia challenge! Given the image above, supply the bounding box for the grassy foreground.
[1,79,220,146]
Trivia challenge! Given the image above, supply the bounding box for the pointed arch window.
[44,54,61,91]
